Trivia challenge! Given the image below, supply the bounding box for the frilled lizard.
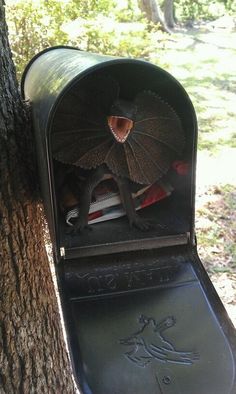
[52,75,185,232]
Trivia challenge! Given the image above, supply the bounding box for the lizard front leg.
[115,176,153,231]
[70,165,108,233]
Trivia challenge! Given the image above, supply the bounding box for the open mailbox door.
[22,46,236,394]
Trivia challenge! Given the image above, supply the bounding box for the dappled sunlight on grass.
[158,27,236,326]
[150,31,236,153]
[196,147,236,187]
[195,183,236,325]
[195,180,236,313]
[151,27,236,295]
[196,184,236,269]
[150,29,236,154]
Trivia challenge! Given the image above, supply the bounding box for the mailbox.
[22,46,236,394]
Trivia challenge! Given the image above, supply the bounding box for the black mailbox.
[22,46,236,394]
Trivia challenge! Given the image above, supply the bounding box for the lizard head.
[107,99,137,144]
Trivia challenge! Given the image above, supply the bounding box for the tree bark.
[138,0,162,24]
[163,0,176,28]
[138,0,172,33]
[0,2,76,393]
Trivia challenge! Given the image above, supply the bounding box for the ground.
[152,21,236,326]
[196,152,236,325]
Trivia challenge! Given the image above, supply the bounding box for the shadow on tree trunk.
[138,0,177,33]
[0,1,76,392]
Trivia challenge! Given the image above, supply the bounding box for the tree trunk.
[138,0,172,33]
[138,0,162,23]
[0,2,76,393]
[163,0,176,28]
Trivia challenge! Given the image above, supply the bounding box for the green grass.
[148,28,236,154]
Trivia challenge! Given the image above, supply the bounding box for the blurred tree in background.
[6,0,236,80]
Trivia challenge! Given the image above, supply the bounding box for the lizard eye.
[107,116,133,143]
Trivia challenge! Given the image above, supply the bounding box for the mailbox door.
[59,246,236,394]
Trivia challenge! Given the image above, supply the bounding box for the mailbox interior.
[49,62,197,259]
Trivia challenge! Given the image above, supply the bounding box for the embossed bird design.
[120,315,199,367]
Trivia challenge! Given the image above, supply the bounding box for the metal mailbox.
[22,46,236,394]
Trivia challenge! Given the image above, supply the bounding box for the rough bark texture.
[0,2,76,393]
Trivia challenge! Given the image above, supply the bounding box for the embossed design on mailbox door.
[120,315,199,367]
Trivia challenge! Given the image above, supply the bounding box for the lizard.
[51,74,185,232]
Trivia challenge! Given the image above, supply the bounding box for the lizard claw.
[129,214,154,231]
[66,219,92,234]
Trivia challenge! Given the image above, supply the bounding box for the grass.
[148,27,236,154]
[196,184,236,271]
[151,25,236,266]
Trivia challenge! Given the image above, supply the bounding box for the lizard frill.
[51,75,185,185]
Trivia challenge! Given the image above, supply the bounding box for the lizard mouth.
[107,116,133,143]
